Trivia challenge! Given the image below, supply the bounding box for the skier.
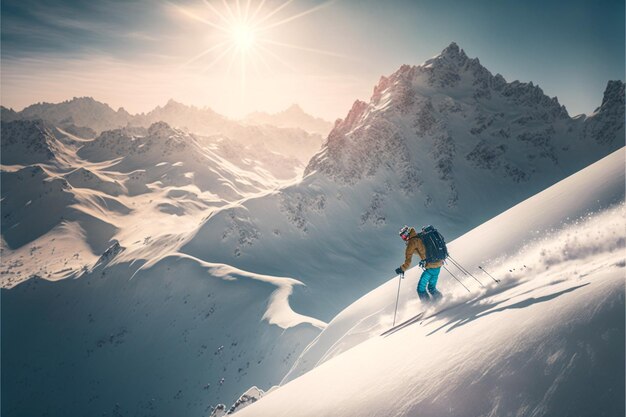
[395,225,443,302]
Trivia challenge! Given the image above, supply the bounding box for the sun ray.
[243,0,252,22]
[260,38,351,59]
[202,44,235,72]
[257,43,296,72]
[248,0,268,23]
[253,0,295,28]
[226,43,240,74]
[259,0,336,31]
[221,0,238,21]
[172,3,229,32]
[251,47,272,73]
[180,0,346,93]
[202,0,233,27]
[235,0,242,20]
[181,40,229,68]
[240,49,247,90]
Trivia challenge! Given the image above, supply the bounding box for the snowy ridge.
[306,42,621,187]
[134,253,326,330]
[237,148,625,417]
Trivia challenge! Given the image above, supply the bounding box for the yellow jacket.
[401,227,444,271]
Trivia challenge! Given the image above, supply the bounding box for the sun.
[176,0,344,89]
[231,23,256,51]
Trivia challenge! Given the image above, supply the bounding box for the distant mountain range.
[1,98,327,165]
[245,104,334,136]
[1,98,333,136]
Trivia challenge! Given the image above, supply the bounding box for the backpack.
[417,225,449,263]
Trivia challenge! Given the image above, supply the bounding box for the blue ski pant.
[417,267,442,301]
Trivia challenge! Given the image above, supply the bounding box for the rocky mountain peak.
[305,42,623,193]
[437,41,469,65]
[595,80,625,113]
[147,121,178,138]
[163,99,187,109]
[284,104,304,114]
[332,100,369,136]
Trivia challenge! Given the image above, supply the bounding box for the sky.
[1,0,624,120]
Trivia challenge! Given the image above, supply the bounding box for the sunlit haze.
[1,0,624,120]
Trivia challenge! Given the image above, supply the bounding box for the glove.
[395,267,403,275]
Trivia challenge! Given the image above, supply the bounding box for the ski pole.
[448,256,486,287]
[443,265,471,293]
[392,272,403,327]
[478,266,501,283]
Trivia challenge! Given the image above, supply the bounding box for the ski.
[382,298,475,336]
[417,301,470,325]
[380,312,424,337]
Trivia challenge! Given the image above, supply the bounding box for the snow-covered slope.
[2,254,324,417]
[77,121,283,199]
[1,118,327,417]
[245,104,334,136]
[181,43,624,321]
[0,120,299,286]
[236,148,625,417]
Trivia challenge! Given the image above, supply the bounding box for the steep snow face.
[236,148,625,417]
[2,255,324,417]
[182,43,625,320]
[245,104,334,137]
[283,147,625,382]
[1,165,79,248]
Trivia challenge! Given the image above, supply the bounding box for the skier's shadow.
[425,282,590,336]
[382,280,520,337]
